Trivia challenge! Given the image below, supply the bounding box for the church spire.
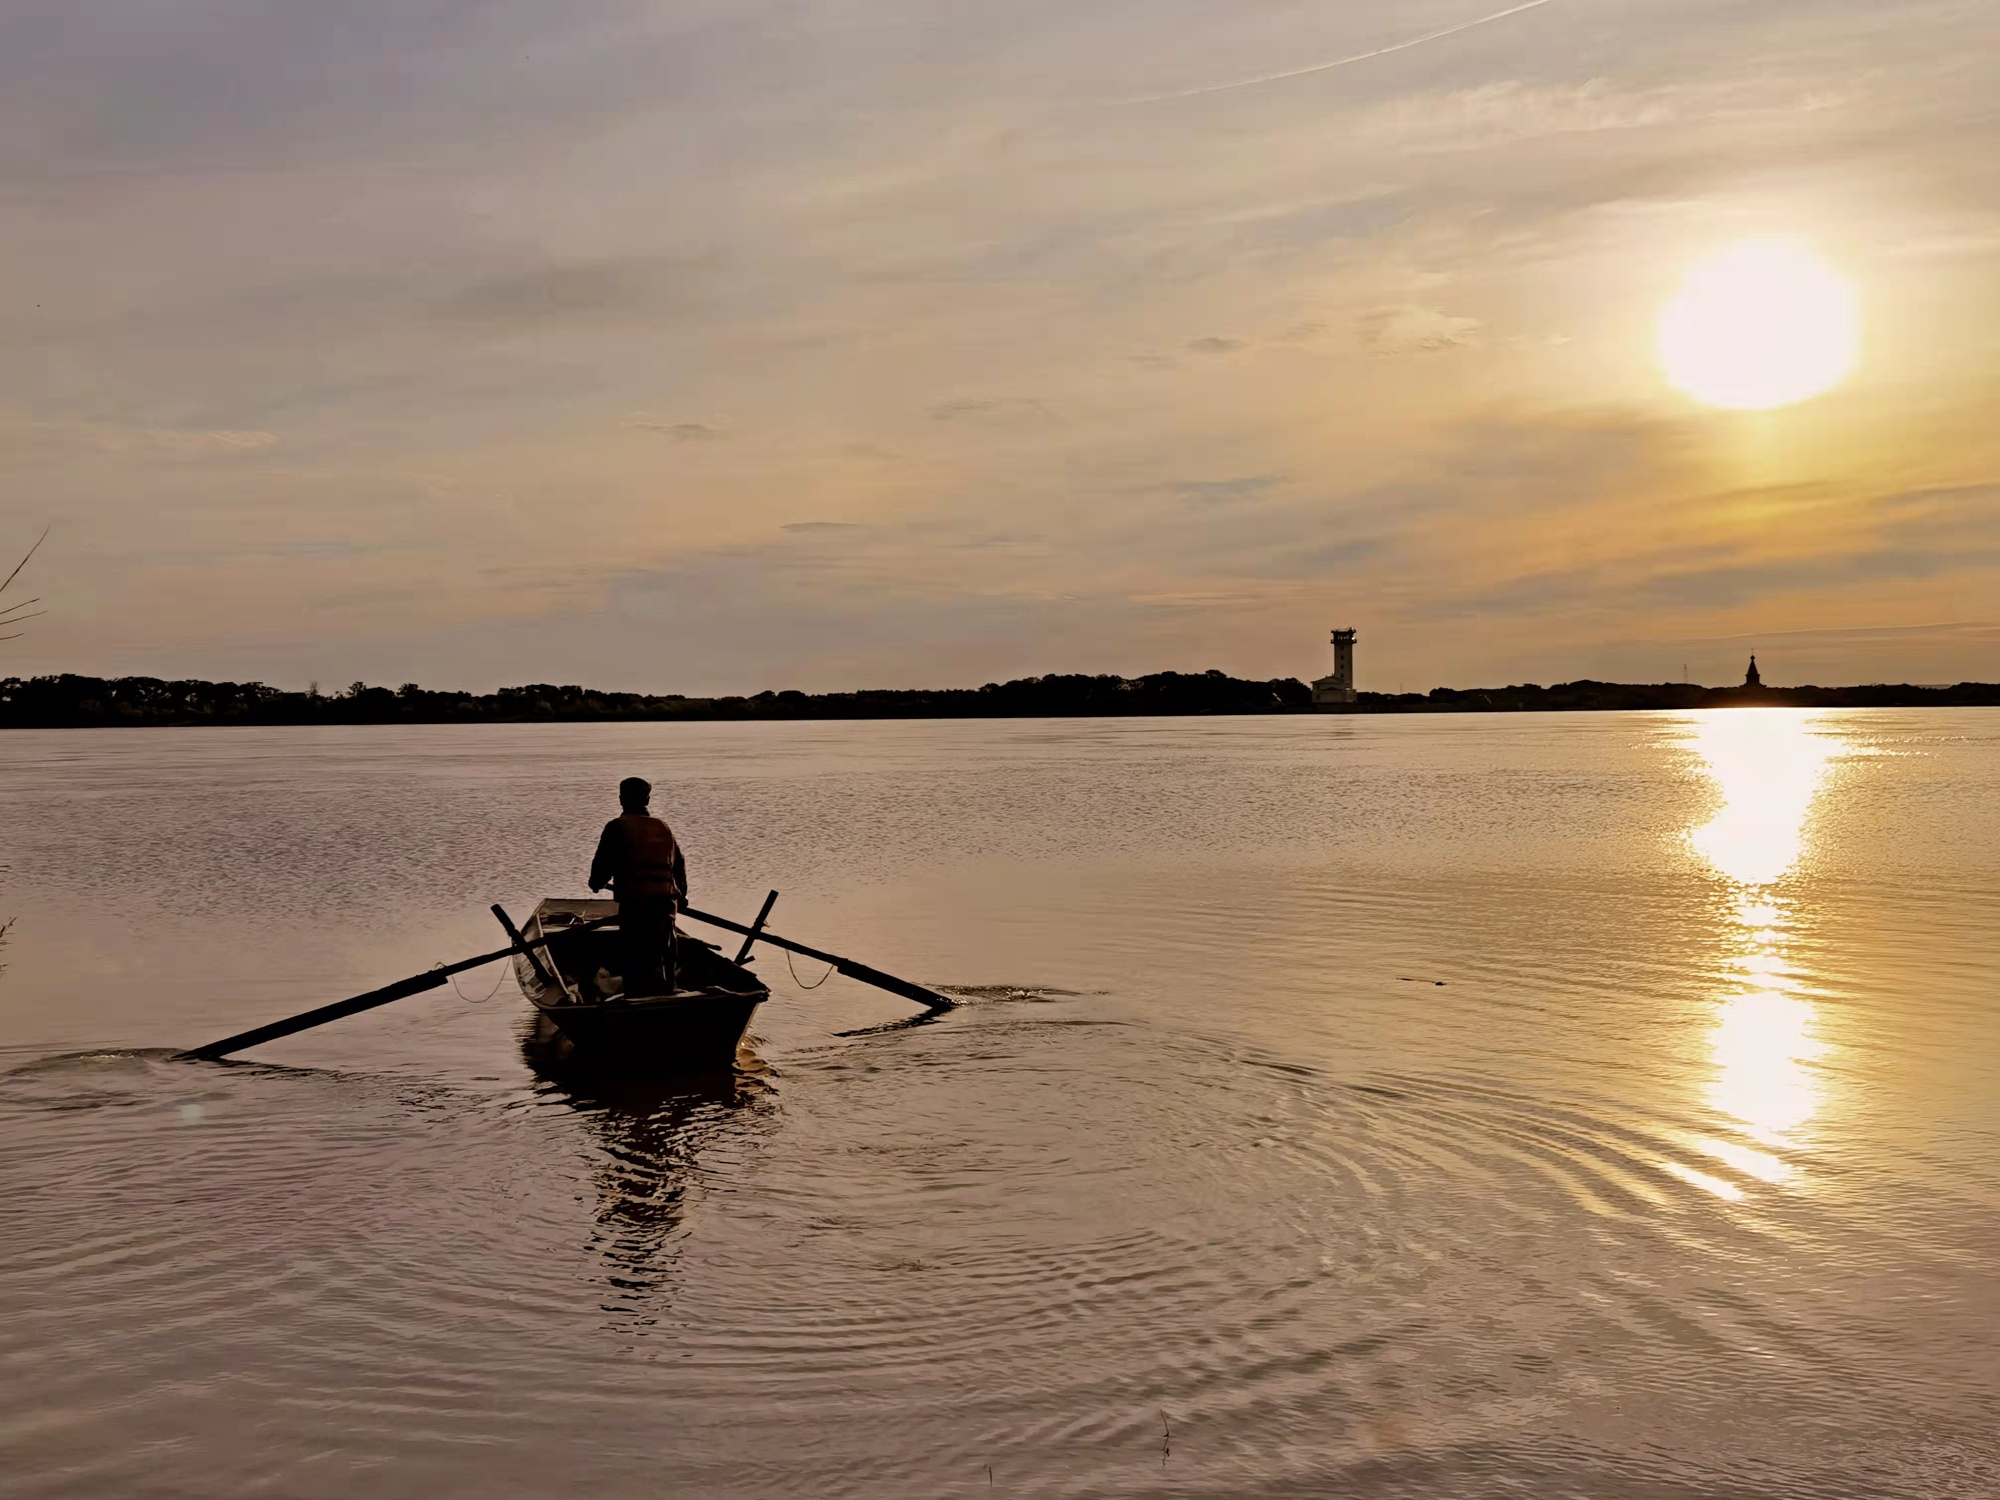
[1745,655,1762,688]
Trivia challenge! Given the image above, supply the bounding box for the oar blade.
[834,960,955,1012]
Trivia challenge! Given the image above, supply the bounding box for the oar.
[176,916,617,1062]
[680,904,955,1012]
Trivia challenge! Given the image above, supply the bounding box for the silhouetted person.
[589,777,687,998]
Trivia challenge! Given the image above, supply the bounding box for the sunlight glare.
[1657,238,1861,410]
[1711,987,1826,1143]
[1687,711,1837,886]
[1679,711,1847,1175]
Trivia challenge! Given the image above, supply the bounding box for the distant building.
[1744,655,1762,688]
[1313,628,1358,706]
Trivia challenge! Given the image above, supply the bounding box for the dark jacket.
[589,814,686,904]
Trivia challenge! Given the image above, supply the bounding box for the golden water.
[2,710,1995,1496]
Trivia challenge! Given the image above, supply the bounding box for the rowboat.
[512,897,768,1072]
[178,892,948,1069]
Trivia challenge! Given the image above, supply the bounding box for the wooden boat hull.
[526,991,763,1071]
[513,898,767,1074]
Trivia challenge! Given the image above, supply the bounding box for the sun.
[1656,238,1861,410]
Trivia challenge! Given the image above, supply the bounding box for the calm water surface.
[2,711,1996,1497]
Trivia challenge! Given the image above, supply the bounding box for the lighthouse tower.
[1312,628,1358,707]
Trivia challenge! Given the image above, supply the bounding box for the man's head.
[618,776,652,813]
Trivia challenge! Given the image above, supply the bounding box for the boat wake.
[0,1046,256,1113]
[938,984,1093,1000]
[833,983,1098,1035]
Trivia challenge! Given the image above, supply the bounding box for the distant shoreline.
[5,671,1998,729]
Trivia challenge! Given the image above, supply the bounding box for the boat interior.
[523,898,763,1006]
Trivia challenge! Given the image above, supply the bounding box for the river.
[2,710,1996,1497]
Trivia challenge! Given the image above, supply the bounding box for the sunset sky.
[5,0,1998,693]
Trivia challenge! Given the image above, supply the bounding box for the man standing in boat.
[588,777,687,997]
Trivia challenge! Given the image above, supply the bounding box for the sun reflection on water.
[1689,712,1836,887]
[1677,711,1840,1194]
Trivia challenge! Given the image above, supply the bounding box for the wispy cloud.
[1358,306,1483,355]
[1173,475,1286,504]
[0,414,279,457]
[432,258,713,326]
[1127,0,1560,103]
[928,397,1055,424]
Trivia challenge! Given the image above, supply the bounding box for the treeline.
[0,670,1312,728]
[2,671,1995,729]
[1359,680,2000,712]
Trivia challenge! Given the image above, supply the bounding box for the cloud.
[1361,79,1679,152]
[1418,475,2000,620]
[1630,550,2000,613]
[432,258,712,326]
[1719,619,2000,645]
[635,421,718,441]
[1172,475,1285,505]
[1128,0,1560,103]
[1242,534,1396,578]
[782,520,870,533]
[0,414,279,458]
[927,397,1054,424]
[1358,306,1483,355]
[1870,482,2000,548]
[1186,336,1247,355]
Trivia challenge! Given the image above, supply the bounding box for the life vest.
[614,814,682,899]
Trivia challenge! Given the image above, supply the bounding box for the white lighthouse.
[1312,628,1358,707]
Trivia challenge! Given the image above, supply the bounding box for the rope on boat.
[785,948,837,990]
[435,958,513,1004]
